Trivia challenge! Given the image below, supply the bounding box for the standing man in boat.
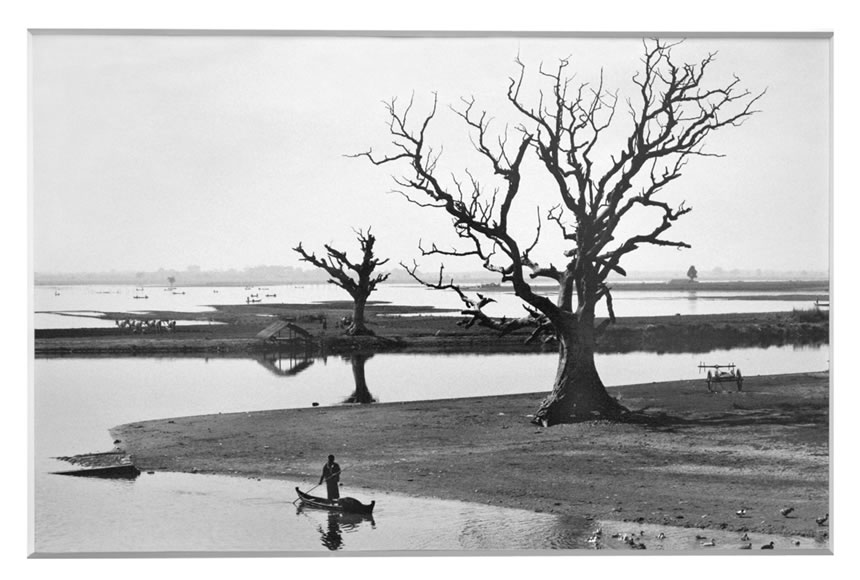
[319,455,341,500]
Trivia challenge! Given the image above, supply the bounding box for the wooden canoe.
[295,487,375,514]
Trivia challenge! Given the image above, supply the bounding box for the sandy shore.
[111,371,829,548]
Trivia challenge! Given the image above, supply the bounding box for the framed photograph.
[29,29,831,558]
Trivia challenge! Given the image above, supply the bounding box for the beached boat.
[295,487,375,514]
[54,464,141,479]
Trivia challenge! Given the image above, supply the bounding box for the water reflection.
[319,512,344,550]
[254,351,378,404]
[343,354,377,404]
[256,350,315,377]
[306,509,376,551]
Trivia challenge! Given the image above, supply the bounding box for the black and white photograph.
[25,23,837,561]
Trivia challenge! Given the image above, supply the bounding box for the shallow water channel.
[33,346,829,554]
[34,282,825,328]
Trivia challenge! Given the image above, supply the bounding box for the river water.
[32,346,828,554]
[34,283,826,329]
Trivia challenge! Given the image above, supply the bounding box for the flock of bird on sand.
[585,508,828,550]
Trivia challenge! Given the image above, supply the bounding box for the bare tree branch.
[401,261,555,342]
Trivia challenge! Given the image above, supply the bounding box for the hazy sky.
[31,33,830,275]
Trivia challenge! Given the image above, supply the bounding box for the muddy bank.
[111,372,829,545]
[34,306,828,356]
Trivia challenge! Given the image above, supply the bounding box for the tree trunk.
[347,295,374,336]
[532,317,626,426]
[344,354,376,404]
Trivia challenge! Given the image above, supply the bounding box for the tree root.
[531,395,629,427]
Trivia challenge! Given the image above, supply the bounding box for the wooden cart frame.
[698,363,743,392]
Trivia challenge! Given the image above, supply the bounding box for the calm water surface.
[37,471,589,553]
[33,347,828,553]
[34,283,826,328]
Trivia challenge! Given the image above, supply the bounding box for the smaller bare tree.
[293,229,390,336]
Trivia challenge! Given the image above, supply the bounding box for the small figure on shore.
[319,454,341,500]
[816,513,829,526]
[780,507,795,517]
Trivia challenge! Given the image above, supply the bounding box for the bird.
[657,532,666,540]
[780,507,795,517]
[695,534,708,540]
[736,508,748,517]
[625,536,636,546]
[739,543,752,550]
[761,541,775,550]
[816,513,829,526]
[702,539,716,547]
[741,533,750,541]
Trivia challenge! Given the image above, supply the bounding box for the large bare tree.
[293,229,390,336]
[357,40,763,425]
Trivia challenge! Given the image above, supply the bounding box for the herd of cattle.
[114,318,178,334]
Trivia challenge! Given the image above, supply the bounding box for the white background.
[3,1,855,578]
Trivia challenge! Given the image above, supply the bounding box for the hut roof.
[255,320,312,340]
[256,320,290,340]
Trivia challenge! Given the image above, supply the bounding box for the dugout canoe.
[295,487,375,514]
